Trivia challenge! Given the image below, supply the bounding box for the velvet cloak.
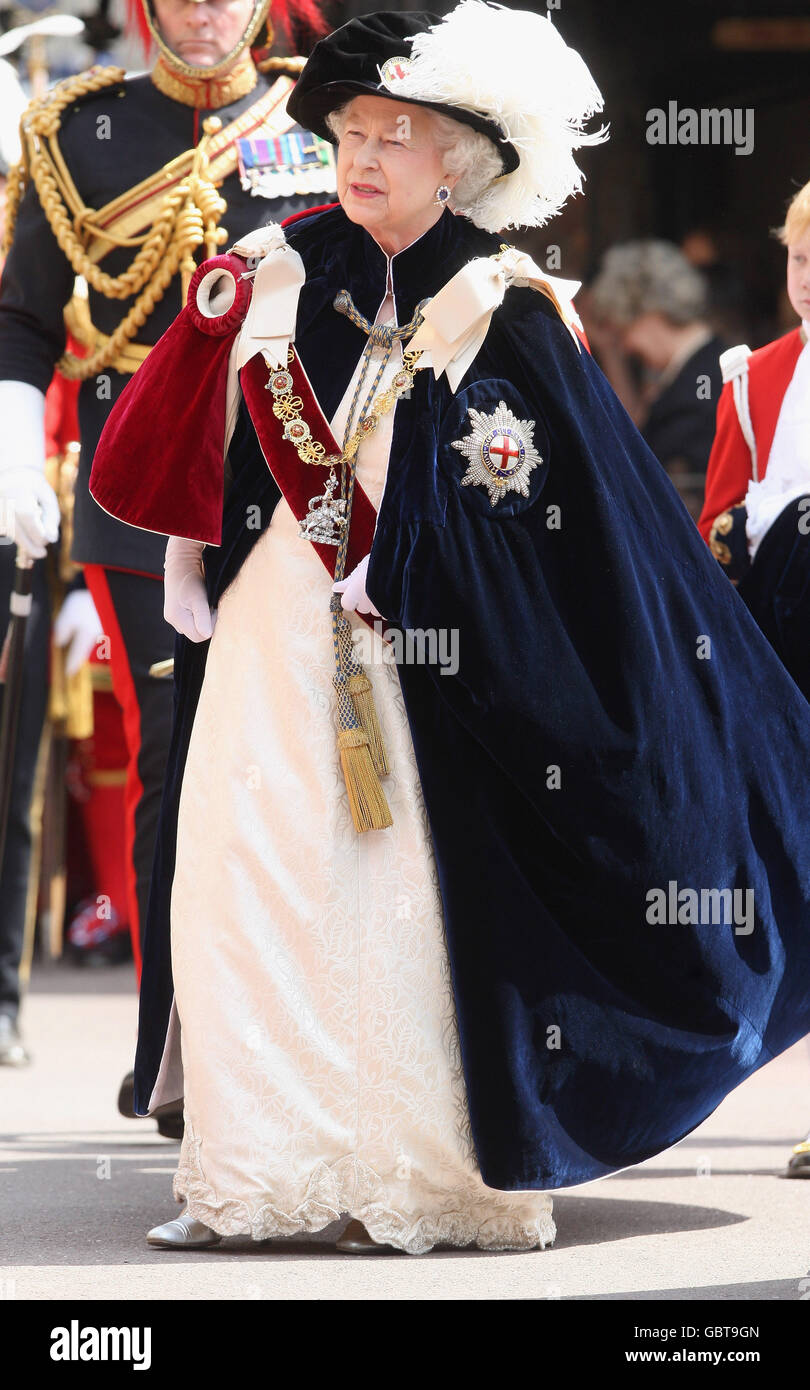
[91,205,810,1190]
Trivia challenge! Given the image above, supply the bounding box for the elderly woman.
[91,4,810,1256]
[587,240,725,520]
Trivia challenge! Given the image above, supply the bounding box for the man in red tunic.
[699,178,810,1176]
[699,181,810,593]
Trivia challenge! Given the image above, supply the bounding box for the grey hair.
[590,240,708,326]
[325,100,504,222]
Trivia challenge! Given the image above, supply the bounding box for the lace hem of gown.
[172,1137,556,1255]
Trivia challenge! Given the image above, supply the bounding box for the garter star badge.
[379,56,414,91]
[451,401,543,507]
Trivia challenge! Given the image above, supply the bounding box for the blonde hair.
[325,100,504,225]
[776,179,810,246]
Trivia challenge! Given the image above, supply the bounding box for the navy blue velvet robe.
[133,205,810,1189]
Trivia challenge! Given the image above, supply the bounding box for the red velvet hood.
[89,253,251,547]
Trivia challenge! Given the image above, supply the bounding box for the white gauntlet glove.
[0,381,60,558]
[332,553,384,618]
[163,536,217,642]
[53,589,104,676]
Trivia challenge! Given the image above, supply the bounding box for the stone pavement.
[1,962,808,1301]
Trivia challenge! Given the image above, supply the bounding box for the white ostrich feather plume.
[392,1,609,231]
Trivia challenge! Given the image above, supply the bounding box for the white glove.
[332,553,384,618]
[0,381,60,558]
[163,535,217,642]
[53,589,104,677]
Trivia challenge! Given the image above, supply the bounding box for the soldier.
[0,11,85,1069]
[0,0,332,1119]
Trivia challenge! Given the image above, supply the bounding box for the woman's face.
[336,95,456,257]
[787,229,810,323]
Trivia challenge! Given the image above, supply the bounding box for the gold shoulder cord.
[3,66,229,381]
[256,55,306,74]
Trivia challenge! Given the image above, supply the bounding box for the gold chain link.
[264,346,424,471]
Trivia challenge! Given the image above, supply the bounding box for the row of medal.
[237,129,338,200]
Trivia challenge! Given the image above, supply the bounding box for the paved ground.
[1,961,809,1301]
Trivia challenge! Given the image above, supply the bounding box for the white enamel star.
[451,401,543,508]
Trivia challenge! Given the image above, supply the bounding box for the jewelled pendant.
[298,468,347,545]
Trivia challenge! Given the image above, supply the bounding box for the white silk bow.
[232,226,306,372]
[406,248,583,392]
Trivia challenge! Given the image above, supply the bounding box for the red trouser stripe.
[83,564,145,981]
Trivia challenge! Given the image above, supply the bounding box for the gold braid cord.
[256,55,306,73]
[9,66,229,381]
[2,153,28,260]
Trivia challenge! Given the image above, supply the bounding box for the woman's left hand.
[332,553,384,618]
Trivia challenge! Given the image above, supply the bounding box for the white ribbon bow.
[232,225,306,372]
[406,248,583,392]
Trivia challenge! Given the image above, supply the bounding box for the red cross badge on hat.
[379,56,414,91]
[451,401,543,507]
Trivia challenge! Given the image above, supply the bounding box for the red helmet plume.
[272,0,330,44]
[125,0,151,53]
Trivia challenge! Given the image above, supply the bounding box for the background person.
[699,180,810,1179]
[585,239,725,520]
[0,0,330,1116]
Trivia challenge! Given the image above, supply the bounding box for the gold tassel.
[348,672,389,777]
[337,727,393,831]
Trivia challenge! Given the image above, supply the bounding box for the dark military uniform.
[0,52,334,974]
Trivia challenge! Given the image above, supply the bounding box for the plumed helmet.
[126,0,326,82]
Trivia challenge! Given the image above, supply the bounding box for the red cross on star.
[488,434,521,470]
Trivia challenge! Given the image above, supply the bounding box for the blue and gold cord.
[326,290,426,828]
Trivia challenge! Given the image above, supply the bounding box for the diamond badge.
[451,401,543,507]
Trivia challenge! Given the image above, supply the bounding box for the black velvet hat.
[286,10,520,174]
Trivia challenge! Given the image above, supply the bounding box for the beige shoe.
[335,1219,399,1254]
[146,1207,222,1249]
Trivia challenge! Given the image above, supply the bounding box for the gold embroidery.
[150,52,257,109]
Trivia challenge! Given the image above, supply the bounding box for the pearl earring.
[435,184,451,205]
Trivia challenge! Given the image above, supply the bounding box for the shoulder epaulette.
[719,343,757,479]
[20,65,125,142]
[719,343,752,386]
[256,55,306,75]
[2,67,124,256]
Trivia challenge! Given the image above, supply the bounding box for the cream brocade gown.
[169,293,555,1254]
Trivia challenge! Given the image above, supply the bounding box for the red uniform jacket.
[698,327,804,543]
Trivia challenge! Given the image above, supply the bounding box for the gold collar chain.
[264,346,425,472]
